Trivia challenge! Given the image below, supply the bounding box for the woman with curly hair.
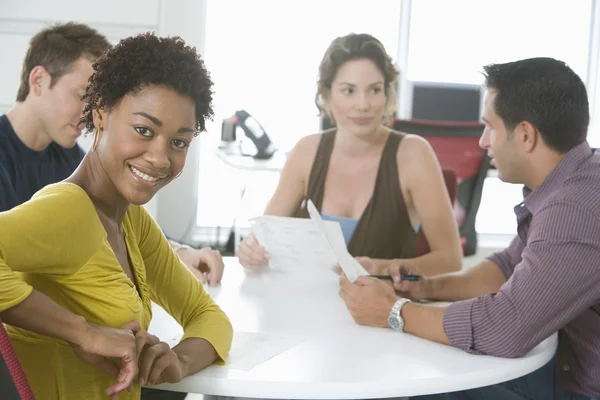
[0,33,232,399]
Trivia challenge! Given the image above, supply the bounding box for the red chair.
[415,168,458,256]
[393,119,490,256]
[0,321,35,399]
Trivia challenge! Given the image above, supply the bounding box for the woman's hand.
[138,341,185,386]
[70,322,138,398]
[114,320,185,386]
[236,233,269,269]
[118,321,186,387]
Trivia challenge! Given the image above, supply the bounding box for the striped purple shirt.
[442,141,600,397]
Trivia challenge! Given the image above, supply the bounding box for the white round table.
[150,257,557,399]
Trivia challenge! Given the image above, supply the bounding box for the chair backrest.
[0,321,35,399]
[414,168,458,256]
[393,118,490,255]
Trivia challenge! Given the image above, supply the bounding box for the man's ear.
[29,66,51,97]
[517,121,538,153]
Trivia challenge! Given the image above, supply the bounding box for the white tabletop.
[150,258,557,399]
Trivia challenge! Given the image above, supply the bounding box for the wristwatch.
[388,298,411,332]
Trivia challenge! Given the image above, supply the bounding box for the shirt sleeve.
[0,163,19,212]
[0,184,105,312]
[486,234,525,279]
[443,201,600,357]
[132,206,233,364]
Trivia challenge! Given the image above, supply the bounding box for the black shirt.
[0,114,84,212]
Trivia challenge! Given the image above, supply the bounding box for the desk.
[150,257,557,399]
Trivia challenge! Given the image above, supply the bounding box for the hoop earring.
[91,128,101,152]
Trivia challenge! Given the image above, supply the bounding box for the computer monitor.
[410,81,483,122]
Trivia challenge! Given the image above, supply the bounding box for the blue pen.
[370,274,422,282]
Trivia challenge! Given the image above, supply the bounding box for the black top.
[298,129,418,259]
[0,114,84,212]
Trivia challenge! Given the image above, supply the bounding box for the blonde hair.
[315,33,399,125]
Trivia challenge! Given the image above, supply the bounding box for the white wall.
[154,0,208,242]
[0,0,208,235]
[0,0,161,111]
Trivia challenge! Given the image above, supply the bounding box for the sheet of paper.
[226,331,301,371]
[250,215,339,270]
[306,200,369,282]
[160,331,300,371]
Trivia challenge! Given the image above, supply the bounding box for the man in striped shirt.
[339,57,600,399]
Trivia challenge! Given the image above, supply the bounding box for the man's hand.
[355,257,387,275]
[177,247,224,286]
[334,258,391,278]
[70,322,138,399]
[387,260,429,302]
[338,274,398,328]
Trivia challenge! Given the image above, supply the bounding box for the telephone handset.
[221,110,276,160]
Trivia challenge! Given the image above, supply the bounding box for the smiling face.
[326,58,387,137]
[93,85,196,205]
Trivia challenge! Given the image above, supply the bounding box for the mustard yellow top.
[0,182,233,399]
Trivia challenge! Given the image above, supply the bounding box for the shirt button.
[563,365,570,372]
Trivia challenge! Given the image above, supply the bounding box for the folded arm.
[136,206,233,377]
[0,184,137,395]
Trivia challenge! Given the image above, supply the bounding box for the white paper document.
[306,200,369,282]
[250,202,369,281]
[160,331,300,371]
[226,331,301,371]
[249,215,339,270]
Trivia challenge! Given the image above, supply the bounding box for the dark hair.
[16,22,111,102]
[483,57,589,153]
[316,33,399,124]
[80,33,214,134]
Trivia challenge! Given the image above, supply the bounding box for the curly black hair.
[80,32,213,135]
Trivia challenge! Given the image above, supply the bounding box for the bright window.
[203,0,402,151]
[408,0,592,85]
[408,0,594,238]
[196,1,596,241]
[197,0,402,228]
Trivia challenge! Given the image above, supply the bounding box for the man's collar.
[523,141,593,214]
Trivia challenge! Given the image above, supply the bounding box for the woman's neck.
[334,124,389,158]
[67,153,130,225]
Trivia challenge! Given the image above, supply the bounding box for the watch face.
[388,313,401,331]
[389,299,408,332]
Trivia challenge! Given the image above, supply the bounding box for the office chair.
[393,119,490,256]
[415,168,458,256]
[0,321,35,399]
